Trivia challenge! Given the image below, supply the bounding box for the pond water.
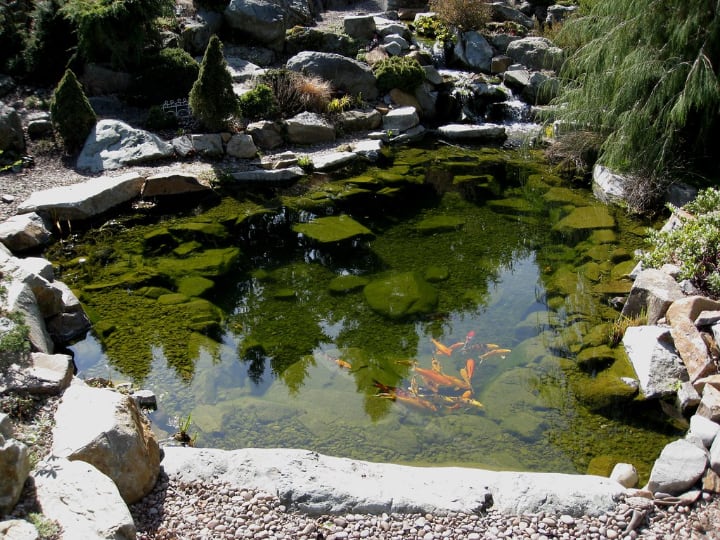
[48,142,681,480]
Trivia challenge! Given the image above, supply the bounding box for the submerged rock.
[363,271,438,319]
[293,215,374,245]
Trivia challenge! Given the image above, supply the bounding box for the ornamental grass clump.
[260,69,332,118]
[642,187,720,296]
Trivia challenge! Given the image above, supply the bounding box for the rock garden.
[1,0,720,538]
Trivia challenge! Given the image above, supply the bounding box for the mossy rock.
[328,274,369,294]
[545,265,580,296]
[168,222,228,244]
[583,322,613,348]
[363,271,438,319]
[572,372,638,411]
[424,265,449,282]
[177,276,215,297]
[586,454,627,477]
[543,186,589,207]
[136,286,173,299]
[580,261,603,282]
[143,228,178,254]
[589,229,617,244]
[576,345,617,372]
[293,215,374,244]
[414,216,465,234]
[173,241,203,257]
[84,270,170,292]
[157,293,190,305]
[273,288,297,300]
[156,247,241,278]
[487,198,537,216]
[592,279,633,296]
[610,259,638,280]
[553,206,616,232]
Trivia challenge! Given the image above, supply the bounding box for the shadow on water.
[51,141,681,480]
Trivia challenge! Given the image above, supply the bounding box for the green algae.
[47,142,678,475]
[414,216,465,234]
[363,272,439,320]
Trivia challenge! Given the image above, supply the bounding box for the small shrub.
[642,187,720,296]
[189,35,238,131]
[145,105,179,130]
[23,0,76,85]
[238,83,278,120]
[50,69,97,152]
[428,0,492,32]
[372,56,426,94]
[413,15,454,44]
[297,155,314,171]
[130,48,199,105]
[327,95,352,114]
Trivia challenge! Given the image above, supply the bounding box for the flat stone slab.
[141,172,212,197]
[161,447,625,517]
[436,124,507,141]
[312,151,357,171]
[229,167,304,184]
[17,172,145,221]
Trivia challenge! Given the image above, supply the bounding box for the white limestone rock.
[621,268,685,324]
[161,447,624,517]
[230,167,304,184]
[52,385,161,504]
[437,123,506,142]
[0,519,38,540]
[382,106,420,132]
[0,352,74,396]
[647,439,708,494]
[622,325,688,399]
[285,112,336,145]
[312,151,357,172]
[191,133,224,157]
[31,456,136,539]
[610,463,639,488]
[226,133,257,159]
[17,172,145,221]
[688,414,720,448]
[77,119,173,172]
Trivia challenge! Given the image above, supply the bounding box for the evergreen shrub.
[372,56,426,94]
[50,69,97,152]
[189,35,238,131]
[238,84,277,121]
[23,0,76,85]
[130,48,199,105]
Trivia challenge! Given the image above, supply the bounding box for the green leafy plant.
[28,512,61,540]
[372,56,426,94]
[326,95,352,114]
[238,83,278,120]
[297,155,314,171]
[50,69,97,152]
[173,413,197,446]
[642,187,720,296]
[428,0,492,32]
[144,105,179,131]
[413,15,454,44]
[189,35,238,132]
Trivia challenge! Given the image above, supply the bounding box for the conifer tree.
[50,69,97,152]
[189,35,238,132]
[553,0,720,183]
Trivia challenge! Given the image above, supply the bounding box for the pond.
[47,142,682,481]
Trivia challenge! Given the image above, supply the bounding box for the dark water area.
[47,142,682,480]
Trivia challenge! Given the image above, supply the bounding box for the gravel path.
[130,475,720,540]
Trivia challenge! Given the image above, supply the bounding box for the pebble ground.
[130,474,720,540]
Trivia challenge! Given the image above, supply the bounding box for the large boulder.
[0,352,74,396]
[77,119,174,172]
[224,0,314,52]
[506,37,564,71]
[0,434,30,515]
[32,456,136,539]
[52,384,162,504]
[286,51,378,100]
[490,2,535,28]
[0,101,24,154]
[17,172,145,221]
[453,31,494,72]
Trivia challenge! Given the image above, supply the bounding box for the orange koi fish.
[414,366,471,392]
[460,359,475,386]
[373,380,437,412]
[431,338,453,356]
[479,348,511,360]
[335,359,352,370]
